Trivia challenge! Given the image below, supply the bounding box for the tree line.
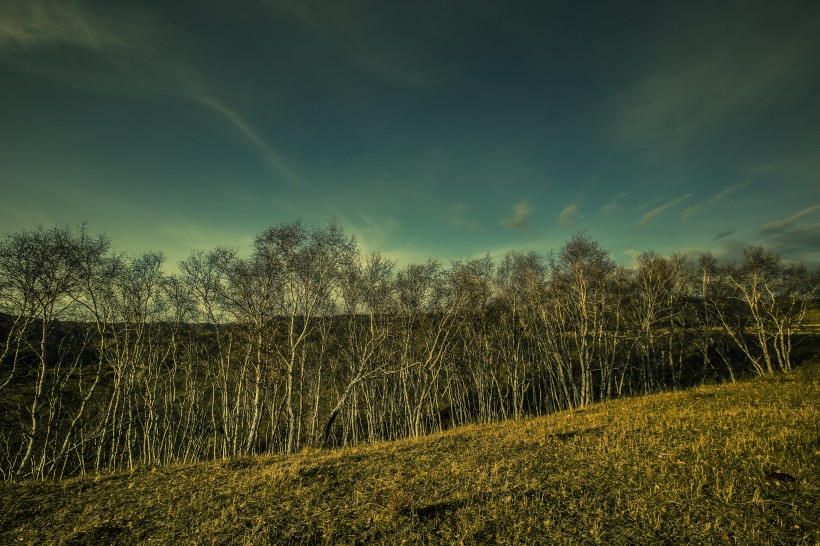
[0,222,817,480]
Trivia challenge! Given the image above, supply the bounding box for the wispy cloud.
[709,181,749,204]
[557,204,581,228]
[712,230,733,241]
[198,97,301,184]
[600,202,619,214]
[758,205,820,236]
[613,5,820,154]
[673,208,820,266]
[599,192,626,214]
[502,201,533,229]
[0,0,152,51]
[681,203,702,219]
[682,181,749,219]
[0,0,301,185]
[763,223,820,266]
[634,194,691,228]
[751,205,820,265]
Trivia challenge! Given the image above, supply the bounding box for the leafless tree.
[319,251,395,447]
[548,234,616,408]
[719,247,818,374]
[1,222,817,481]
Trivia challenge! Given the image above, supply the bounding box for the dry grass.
[2,363,819,545]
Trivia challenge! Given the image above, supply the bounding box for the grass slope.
[2,365,819,545]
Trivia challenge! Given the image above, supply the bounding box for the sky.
[1,0,819,269]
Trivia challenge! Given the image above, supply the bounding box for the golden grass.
[2,363,819,545]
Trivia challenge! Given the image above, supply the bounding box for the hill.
[1,364,819,545]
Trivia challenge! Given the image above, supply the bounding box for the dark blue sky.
[1,0,819,267]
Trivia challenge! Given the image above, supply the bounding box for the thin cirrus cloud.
[197,97,303,185]
[753,205,820,265]
[501,201,533,229]
[0,0,149,51]
[682,181,749,219]
[757,204,820,236]
[599,192,626,214]
[0,0,299,185]
[613,5,820,154]
[557,204,581,228]
[712,230,733,241]
[634,194,691,229]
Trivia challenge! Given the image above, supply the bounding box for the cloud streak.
[0,0,301,185]
[0,0,150,51]
[198,97,302,184]
[763,222,820,266]
[708,181,749,204]
[758,205,820,236]
[712,230,733,241]
[599,192,626,215]
[682,181,749,219]
[613,5,820,154]
[634,194,690,228]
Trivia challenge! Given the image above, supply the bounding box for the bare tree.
[2,221,817,481]
[718,247,817,374]
[255,220,355,453]
[0,227,85,478]
[628,252,690,391]
[319,251,395,447]
[180,249,247,459]
[494,252,543,419]
[449,256,497,424]
[393,260,467,438]
[47,228,111,478]
[548,234,616,408]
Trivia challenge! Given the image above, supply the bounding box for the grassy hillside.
[2,364,819,545]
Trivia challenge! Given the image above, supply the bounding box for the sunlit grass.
[1,361,818,545]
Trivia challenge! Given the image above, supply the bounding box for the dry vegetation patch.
[2,363,819,545]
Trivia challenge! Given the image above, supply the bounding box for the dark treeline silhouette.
[0,222,817,480]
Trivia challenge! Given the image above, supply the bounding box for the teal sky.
[1,0,819,268]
